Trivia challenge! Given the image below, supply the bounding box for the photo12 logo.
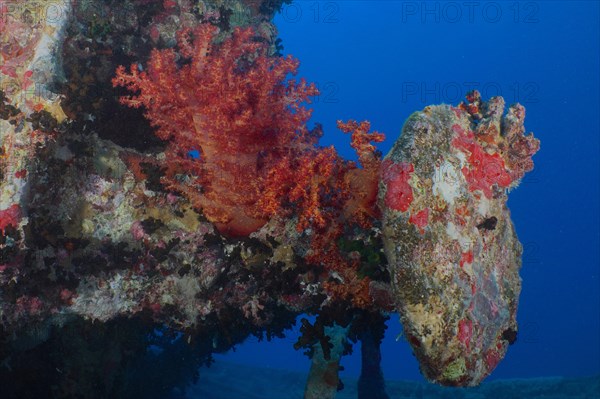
[1,0,69,24]
[311,81,340,104]
[280,1,341,24]
[401,81,540,105]
[0,76,53,105]
[400,1,540,24]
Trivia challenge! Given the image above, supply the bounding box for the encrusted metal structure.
[0,1,538,397]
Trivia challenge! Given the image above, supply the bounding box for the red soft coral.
[113,24,319,236]
[337,120,385,228]
[113,24,387,310]
[260,146,349,232]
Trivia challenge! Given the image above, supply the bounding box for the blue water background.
[216,1,600,382]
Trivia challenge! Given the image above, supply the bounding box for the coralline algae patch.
[379,92,538,386]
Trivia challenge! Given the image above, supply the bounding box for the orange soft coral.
[113,23,387,309]
[259,145,350,232]
[337,120,385,228]
[113,24,318,236]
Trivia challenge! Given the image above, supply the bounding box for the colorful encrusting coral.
[379,91,539,386]
[0,0,539,397]
[0,0,69,262]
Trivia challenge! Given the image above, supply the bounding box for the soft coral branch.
[338,120,385,228]
[259,145,350,232]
